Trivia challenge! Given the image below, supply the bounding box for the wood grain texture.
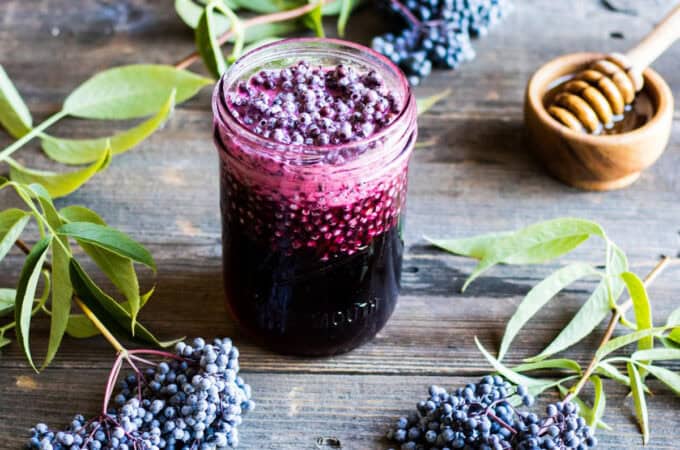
[1,0,680,448]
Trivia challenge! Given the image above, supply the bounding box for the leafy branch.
[0,178,177,370]
[429,218,680,444]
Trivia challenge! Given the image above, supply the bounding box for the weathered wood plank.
[1,371,679,449]
[1,0,680,448]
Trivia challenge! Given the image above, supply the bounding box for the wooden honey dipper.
[547,4,680,133]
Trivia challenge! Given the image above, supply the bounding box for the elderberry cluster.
[27,338,254,450]
[372,0,512,85]
[386,376,598,450]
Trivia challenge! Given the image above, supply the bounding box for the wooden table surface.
[2,1,680,448]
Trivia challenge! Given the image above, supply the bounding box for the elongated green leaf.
[0,65,32,138]
[196,2,229,78]
[475,337,554,388]
[57,222,155,271]
[337,0,354,36]
[60,205,141,326]
[176,0,231,33]
[417,89,452,116]
[622,272,654,354]
[632,348,680,361]
[627,362,649,444]
[426,234,591,265]
[596,327,667,361]
[63,65,211,120]
[41,91,175,165]
[43,234,72,369]
[302,0,325,37]
[461,218,605,291]
[14,237,51,371]
[0,334,10,349]
[69,259,178,347]
[638,363,680,396]
[498,263,597,361]
[65,314,100,339]
[512,358,582,374]
[0,65,31,137]
[590,375,606,428]
[530,246,628,361]
[66,286,154,339]
[0,288,16,317]
[8,145,112,199]
[596,360,631,386]
[660,336,680,348]
[668,307,680,326]
[0,208,31,263]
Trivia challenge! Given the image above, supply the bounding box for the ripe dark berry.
[27,338,254,450]
[372,0,512,85]
[385,377,598,450]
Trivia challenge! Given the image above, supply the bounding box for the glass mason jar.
[212,38,417,356]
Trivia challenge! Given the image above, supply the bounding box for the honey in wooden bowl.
[543,75,656,136]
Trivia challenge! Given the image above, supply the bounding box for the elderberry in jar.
[212,38,417,355]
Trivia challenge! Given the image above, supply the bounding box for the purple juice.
[212,40,417,355]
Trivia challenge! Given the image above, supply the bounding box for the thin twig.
[565,256,678,401]
[173,0,333,70]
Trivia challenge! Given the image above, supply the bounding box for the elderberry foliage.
[28,337,254,450]
[372,0,513,85]
[0,179,175,369]
[387,377,597,450]
[427,217,680,445]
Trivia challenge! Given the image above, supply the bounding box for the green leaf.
[65,314,100,339]
[596,361,631,386]
[638,363,680,396]
[0,208,31,263]
[63,65,212,120]
[8,144,112,199]
[417,89,452,115]
[621,272,654,360]
[57,222,155,271]
[0,334,10,349]
[196,2,229,78]
[176,0,231,33]
[302,0,325,37]
[0,288,16,317]
[14,237,51,371]
[530,247,628,361]
[498,262,598,361]
[66,287,154,339]
[427,233,590,265]
[0,65,32,138]
[590,375,606,429]
[512,358,582,375]
[41,91,175,165]
[632,348,680,361]
[627,362,649,444]
[475,337,555,388]
[660,336,680,349]
[460,218,605,291]
[59,205,142,326]
[69,259,178,347]
[667,307,680,327]
[337,0,355,36]
[596,327,667,361]
[43,233,72,369]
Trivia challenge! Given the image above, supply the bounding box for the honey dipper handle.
[625,3,680,71]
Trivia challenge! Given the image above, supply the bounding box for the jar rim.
[212,37,416,163]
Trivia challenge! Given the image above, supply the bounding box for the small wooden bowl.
[525,52,674,191]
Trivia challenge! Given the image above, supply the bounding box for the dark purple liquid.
[221,207,403,356]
